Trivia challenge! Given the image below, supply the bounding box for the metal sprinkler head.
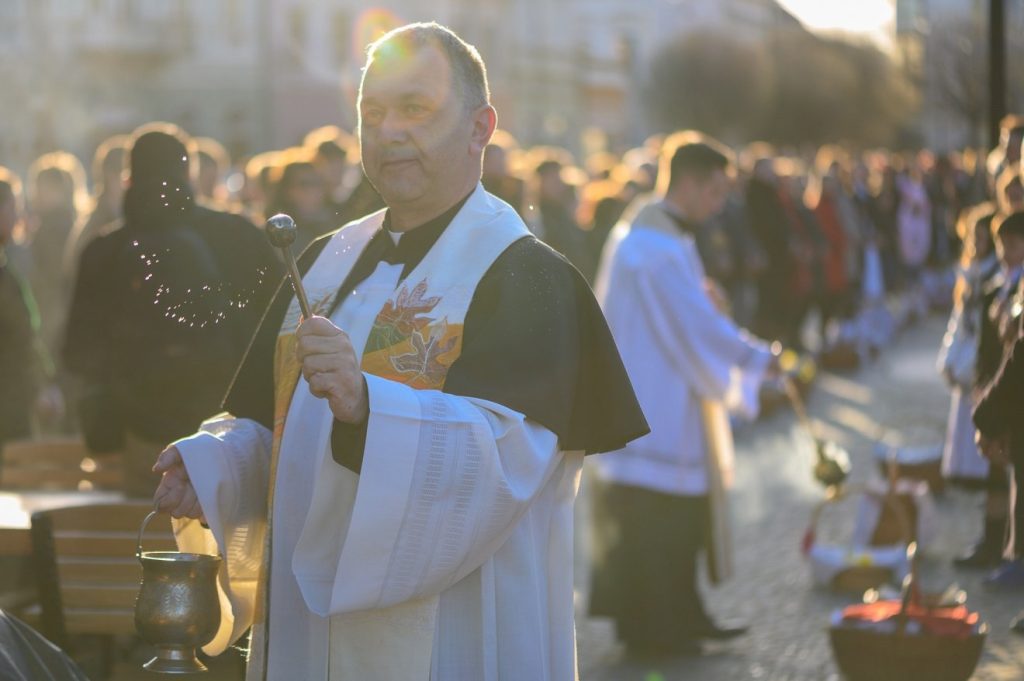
[265,213,298,249]
[265,213,312,318]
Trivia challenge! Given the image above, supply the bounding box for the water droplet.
[132,240,139,247]
[145,274,153,281]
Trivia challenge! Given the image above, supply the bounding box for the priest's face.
[358,42,492,224]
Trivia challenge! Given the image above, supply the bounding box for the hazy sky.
[777,0,895,48]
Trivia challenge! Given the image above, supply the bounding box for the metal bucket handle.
[137,510,160,562]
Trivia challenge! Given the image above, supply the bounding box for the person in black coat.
[63,123,282,496]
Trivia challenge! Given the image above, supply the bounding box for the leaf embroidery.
[390,320,459,385]
[366,278,441,352]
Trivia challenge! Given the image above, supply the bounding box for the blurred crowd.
[1,115,1023,494]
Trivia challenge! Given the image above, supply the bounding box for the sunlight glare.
[777,0,895,45]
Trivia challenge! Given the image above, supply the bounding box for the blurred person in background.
[806,173,853,340]
[306,125,362,220]
[63,123,281,497]
[65,133,129,274]
[974,212,1024,632]
[745,147,796,345]
[974,211,1024,594]
[821,153,867,300]
[266,156,336,255]
[774,159,823,349]
[869,159,903,292]
[928,152,967,266]
[996,169,1024,216]
[896,159,932,298]
[0,168,56,452]
[530,155,591,272]
[25,151,89,361]
[241,150,282,221]
[581,165,641,282]
[191,136,232,210]
[481,128,525,215]
[987,115,1024,190]
[591,132,776,658]
[962,206,1024,577]
[938,203,1003,568]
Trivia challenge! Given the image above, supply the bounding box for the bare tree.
[646,28,917,147]
[928,17,988,146]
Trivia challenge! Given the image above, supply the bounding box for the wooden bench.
[28,502,177,675]
[0,438,122,491]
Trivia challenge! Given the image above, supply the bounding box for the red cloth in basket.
[841,600,979,640]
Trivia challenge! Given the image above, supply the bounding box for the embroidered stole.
[249,186,528,677]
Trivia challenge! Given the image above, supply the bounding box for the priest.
[589,132,775,657]
[152,22,647,681]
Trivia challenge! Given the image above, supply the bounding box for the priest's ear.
[469,105,498,156]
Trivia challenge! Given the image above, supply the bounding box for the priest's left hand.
[296,316,369,424]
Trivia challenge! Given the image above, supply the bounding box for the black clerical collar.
[662,205,699,235]
[379,191,473,275]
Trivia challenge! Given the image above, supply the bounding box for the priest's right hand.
[152,446,206,522]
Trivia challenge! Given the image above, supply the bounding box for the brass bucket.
[134,511,221,674]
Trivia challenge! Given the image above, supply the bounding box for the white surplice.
[172,243,584,680]
[591,199,771,497]
[591,199,771,582]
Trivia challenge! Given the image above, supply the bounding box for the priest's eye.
[361,108,384,125]
[404,103,428,116]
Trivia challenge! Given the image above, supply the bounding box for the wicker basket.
[874,459,944,495]
[830,625,985,681]
[804,485,912,593]
[830,545,986,681]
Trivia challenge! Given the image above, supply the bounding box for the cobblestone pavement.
[576,314,1024,681]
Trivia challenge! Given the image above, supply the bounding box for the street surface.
[577,314,1024,680]
[108,314,1024,680]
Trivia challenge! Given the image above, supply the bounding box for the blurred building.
[3,0,803,175]
[896,0,1024,150]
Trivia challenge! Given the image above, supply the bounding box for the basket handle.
[804,483,914,552]
[896,542,920,633]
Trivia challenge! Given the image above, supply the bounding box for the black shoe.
[689,622,749,641]
[954,544,1004,569]
[1011,613,1024,635]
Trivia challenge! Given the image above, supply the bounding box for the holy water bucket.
[134,511,221,674]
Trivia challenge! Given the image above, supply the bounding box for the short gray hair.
[363,22,490,110]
